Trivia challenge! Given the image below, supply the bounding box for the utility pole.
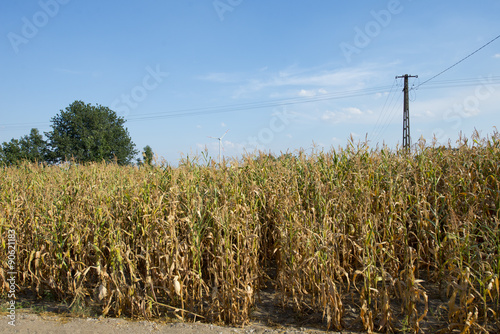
[396,74,418,149]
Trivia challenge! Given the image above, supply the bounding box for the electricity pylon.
[396,74,418,149]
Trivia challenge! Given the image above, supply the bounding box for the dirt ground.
[1,311,372,334]
[1,290,369,334]
[0,312,340,334]
[2,278,497,333]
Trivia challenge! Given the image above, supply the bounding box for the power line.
[0,84,392,130]
[125,85,394,122]
[1,75,499,131]
[371,79,397,132]
[372,90,403,145]
[416,75,500,89]
[416,34,500,89]
[126,75,500,123]
[0,121,51,132]
[369,79,398,142]
[369,76,408,143]
[372,91,404,145]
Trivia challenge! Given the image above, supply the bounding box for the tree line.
[0,101,153,166]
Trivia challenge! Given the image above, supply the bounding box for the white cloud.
[221,122,226,127]
[203,140,247,154]
[319,107,370,124]
[344,107,362,115]
[298,88,329,97]
[413,110,434,119]
[222,140,235,149]
[494,54,500,59]
[321,110,336,121]
[411,85,500,121]
[298,89,316,97]
[375,91,389,99]
[462,107,481,117]
[199,72,242,83]
[273,68,373,88]
[221,63,386,98]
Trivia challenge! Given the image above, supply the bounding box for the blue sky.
[1,0,500,165]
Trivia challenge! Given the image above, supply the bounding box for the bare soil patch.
[4,274,498,334]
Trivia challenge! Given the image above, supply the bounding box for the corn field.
[1,132,499,333]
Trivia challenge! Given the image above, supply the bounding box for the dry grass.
[1,131,499,333]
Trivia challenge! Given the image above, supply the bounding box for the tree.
[21,128,47,162]
[45,101,137,165]
[143,145,154,166]
[0,128,47,165]
[0,139,22,165]
[136,145,154,166]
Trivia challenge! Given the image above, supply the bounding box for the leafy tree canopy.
[136,145,154,166]
[0,128,47,165]
[143,145,154,166]
[45,100,137,165]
